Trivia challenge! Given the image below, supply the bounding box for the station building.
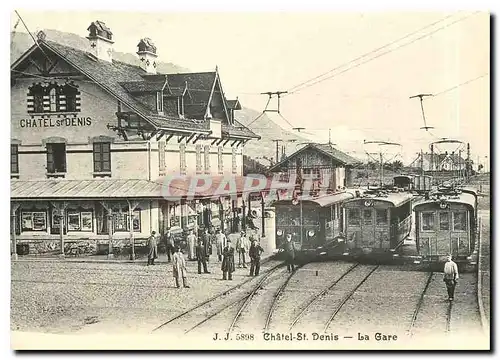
[10,21,261,258]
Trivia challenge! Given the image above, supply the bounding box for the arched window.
[49,87,57,112]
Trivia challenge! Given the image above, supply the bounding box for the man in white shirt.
[443,255,459,301]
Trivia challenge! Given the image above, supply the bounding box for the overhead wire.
[286,13,456,93]
[286,11,480,96]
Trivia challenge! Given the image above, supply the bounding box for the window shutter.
[231,147,237,174]
[179,143,186,174]
[159,141,166,172]
[102,143,110,172]
[204,145,210,174]
[196,144,202,174]
[46,144,54,173]
[218,146,223,174]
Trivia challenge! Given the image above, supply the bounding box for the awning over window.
[11,179,163,200]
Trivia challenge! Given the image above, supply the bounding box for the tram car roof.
[273,191,355,207]
[343,191,413,207]
[413,191,477,211]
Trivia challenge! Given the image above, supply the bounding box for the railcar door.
[434,210,452,256]
[419,211,437,257]
[450,209,470,257]
[360,207,376,249]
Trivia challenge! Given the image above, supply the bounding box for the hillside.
[10,29,303,161]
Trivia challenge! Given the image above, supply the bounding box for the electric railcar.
[273,191,357,260]
[413,187,478,265]
[342,190,413,260]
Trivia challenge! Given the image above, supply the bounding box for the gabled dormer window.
[156,91,163,113]
[178,96,184,117]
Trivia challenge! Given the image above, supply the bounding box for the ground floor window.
[96,203,141,234]
[66,209,94,232]
[21,211,47,231]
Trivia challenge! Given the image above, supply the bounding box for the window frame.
[21,211,48,232]
[46,143,67,174]
[11,144,19,175]
[93,142,111,175]
[439,211,450,231]
[376,209,388,225]
[452,211,467,232]
[348,208,360,226]
[421,212,435,232]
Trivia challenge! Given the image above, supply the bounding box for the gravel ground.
[11,258,280,334]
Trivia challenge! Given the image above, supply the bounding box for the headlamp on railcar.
[307,230,315,237]
[276,229,283,236]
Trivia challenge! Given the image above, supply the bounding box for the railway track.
[323,265,379,332]
[152,260,283,332]
[407,272,434,337]
[288,263,360,331]
[288,264,379,332]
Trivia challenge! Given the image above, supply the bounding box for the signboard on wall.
[19,117,92,128]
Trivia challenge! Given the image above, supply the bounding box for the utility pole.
[430,144,434,173]
[420,149,424,175]
[260,91,288,113]
[379,152,384,187]
[410,93,434,130]
[466,143,471,180]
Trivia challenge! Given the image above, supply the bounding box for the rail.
[323,265,379,332]
[152,260,282,332]
[407,272,434,337]
[289,263,359,331]
[264,268,300,332]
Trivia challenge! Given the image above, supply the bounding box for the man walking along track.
[443,255,459,301]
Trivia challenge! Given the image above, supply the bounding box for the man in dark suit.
[284,233,296,272]
[196,238,210,274]
[221,240,235,280]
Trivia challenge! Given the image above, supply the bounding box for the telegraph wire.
[432,73,489,98]
[286,13,456,93]
[286,11,480,96]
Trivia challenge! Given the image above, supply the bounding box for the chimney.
[137,38,158,74]
[86,21,114,62]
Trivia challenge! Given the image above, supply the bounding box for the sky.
[10,9,490,165]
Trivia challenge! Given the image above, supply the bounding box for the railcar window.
[421,212,435,231]
[376,209,388,225]
[439,212,450,231]
[348,209,360,225]
[363,209,373,225]
[453,212,467,231]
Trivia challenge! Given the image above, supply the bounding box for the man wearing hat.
[215,228,227,262]
[221,239,235,280]
[172,246,190,288]
[236,231,250,268]
[147,231,158,266]
[443,254,459,301]
[249,239,264,276]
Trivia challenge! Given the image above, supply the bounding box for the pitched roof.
[223,120,260,139]
[11,39,258,139]
[313,143,361,165]
[268,142,360,172]
[227,99,242,110]
[119,80,166,92]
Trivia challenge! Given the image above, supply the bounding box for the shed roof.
[11,179,163,200]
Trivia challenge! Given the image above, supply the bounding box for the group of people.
[145,228,266,288]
